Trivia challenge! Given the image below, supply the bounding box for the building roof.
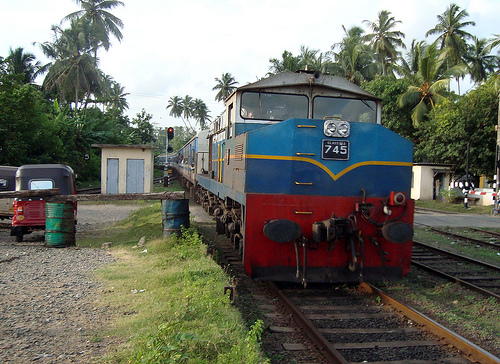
[92,144,157,149]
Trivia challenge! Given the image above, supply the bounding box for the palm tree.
[268,50,301,74]
[488,34,500,52]
[166,95,183,118]
[464,37,497,84]
[400,40,427,77]
[5,47,46,84]
[328,25,376,85]
[166,95,194,131]
[486,34,500,89]
[363,10,406,76]
[213,73,238,102]
[105,78,129,112]
[41,19,102,109]
[399,43,464,126]
[426,3,475,92]
[63,0,124,60]
[192,98,211,130]
[181,95,194,121]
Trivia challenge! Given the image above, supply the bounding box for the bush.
[440,189,457,203]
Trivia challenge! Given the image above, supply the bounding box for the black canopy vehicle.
[0,166,18,220]
[10,164,76,242]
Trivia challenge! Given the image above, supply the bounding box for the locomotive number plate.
[322,140,349,160]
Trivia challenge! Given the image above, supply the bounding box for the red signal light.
[167,127,174,140]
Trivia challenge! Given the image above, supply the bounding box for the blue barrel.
[162,199,190,238]
[45,202,76,247]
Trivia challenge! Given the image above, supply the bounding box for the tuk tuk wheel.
[15,235,23,243]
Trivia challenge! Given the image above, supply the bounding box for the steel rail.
[412,241,500,300]
[415,223,500,249]
[267,281,348,364]
[413,241,500,272]
[359,283,500,364]
[412,260,500,300]
[471,227,500,239]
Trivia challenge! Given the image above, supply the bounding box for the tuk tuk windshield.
[29,180,54,190]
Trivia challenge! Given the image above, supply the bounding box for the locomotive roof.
[236,71,380,100]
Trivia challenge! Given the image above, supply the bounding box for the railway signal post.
[164,127,174,187]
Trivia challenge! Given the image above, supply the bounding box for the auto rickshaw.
[0,166,18,220]
[10,164,77,242]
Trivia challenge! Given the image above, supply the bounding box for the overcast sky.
[2,0,499,129]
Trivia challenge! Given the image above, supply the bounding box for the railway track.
[267,282,500,364]
[75,178,166,195]
[415,223,500,250]
[412,241,500,299]
[200,203,499,363]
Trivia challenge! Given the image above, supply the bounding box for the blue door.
[106,158,119,194]
[126,159,144,193]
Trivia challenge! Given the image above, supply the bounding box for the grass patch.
[85,204,268,363]
[413,227,500,266]
[415,200,492,214]
[375,270,500,356]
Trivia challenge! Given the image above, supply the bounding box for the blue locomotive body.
[173,71,414,284]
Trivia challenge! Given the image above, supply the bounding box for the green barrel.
[162,199,190,238]
[45,202,75,247]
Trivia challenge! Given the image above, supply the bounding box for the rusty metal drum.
[45,202,75,247]
[162,199,190,238]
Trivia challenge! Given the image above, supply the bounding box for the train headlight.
[323,119,350,138]
[323,120,336,137]
[337,121,350,137]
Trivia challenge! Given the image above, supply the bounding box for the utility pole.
[464,143,470,209]
[496,96,500,202]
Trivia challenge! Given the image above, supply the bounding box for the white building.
[93,144,156,194]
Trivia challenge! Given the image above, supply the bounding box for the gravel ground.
[0,204,140,363]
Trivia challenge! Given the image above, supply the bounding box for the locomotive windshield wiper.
[361,99,375,111]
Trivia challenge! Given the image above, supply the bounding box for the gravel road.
[0,204,140,363]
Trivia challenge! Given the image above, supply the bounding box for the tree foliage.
[0,0,152,182]
[415,84,498,175]
[166,95,210,132]
[398,44,463,126]
[213,73,238,102]
[363,10,406,76]
[426,3,475,67]
[364,76,415,140]
[3,2,500,184]
[327,26,377,84]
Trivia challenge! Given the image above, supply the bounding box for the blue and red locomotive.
[172,71,414,285]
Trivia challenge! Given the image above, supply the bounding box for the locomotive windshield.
[240,92,308,121]
[313,96,377,123]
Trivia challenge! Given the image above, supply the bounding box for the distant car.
[10,164,77,242]
[0,166,18,220]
